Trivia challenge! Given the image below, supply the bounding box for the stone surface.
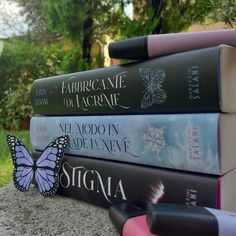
[0,184,118,236]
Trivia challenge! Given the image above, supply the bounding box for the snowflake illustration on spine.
[139,122,167,160]
[139,67,167,108]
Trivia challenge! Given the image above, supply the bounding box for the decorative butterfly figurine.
[139,67,167,109]
[7,134,69,197]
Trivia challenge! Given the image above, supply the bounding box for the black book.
[33,152,236,211]
[31,45,236,115]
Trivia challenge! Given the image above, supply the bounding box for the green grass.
[0,129,30,187]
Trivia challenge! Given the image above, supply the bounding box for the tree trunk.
[151,0,164,34]
[82,16,93,65]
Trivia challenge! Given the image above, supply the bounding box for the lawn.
[0,130,30,187]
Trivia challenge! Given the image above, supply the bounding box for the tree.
[118,0,236,39]
[8,0,57,44]
[0,38,61,129]
[0,0,27,38]
[7,0,235,66]
[42,0,128,66]
[153,0,236,33]
[209,0,236,28]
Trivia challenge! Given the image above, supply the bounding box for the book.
[32,152,236,212]
[31,45,236,115]
[30,113,236,175]
[108,29,236,59]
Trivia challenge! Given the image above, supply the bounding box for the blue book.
[30,113,236,175]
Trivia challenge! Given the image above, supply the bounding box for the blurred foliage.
[0,39,52,129]
[0,39,89,129]
[7,0,55,43]
[42,0,128,66]
[117,0,235,39]
[59,47,90,73]
[0,0,235,129]
[208,0,236,28]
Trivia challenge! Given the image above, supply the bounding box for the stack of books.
[30,29,236,212]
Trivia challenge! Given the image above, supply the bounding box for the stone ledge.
[0,184,118,236]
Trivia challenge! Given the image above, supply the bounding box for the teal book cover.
[30,113,219,175]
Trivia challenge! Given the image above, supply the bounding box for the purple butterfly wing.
[7,134,34,192]
[35,136,68,197]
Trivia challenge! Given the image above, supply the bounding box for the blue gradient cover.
[30,113,219,175]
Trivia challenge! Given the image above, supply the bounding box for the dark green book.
[31,45,236,115]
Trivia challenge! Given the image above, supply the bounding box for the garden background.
[0,0,235,187]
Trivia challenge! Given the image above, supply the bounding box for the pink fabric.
[122,215,157,236]
[148,29,236,58]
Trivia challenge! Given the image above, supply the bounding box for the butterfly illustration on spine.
[7,134,69,197]
[139,67,167,109]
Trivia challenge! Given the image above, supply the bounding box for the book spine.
[30,113,220,175]
[33,152,220,209]
[31,47,220,115]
